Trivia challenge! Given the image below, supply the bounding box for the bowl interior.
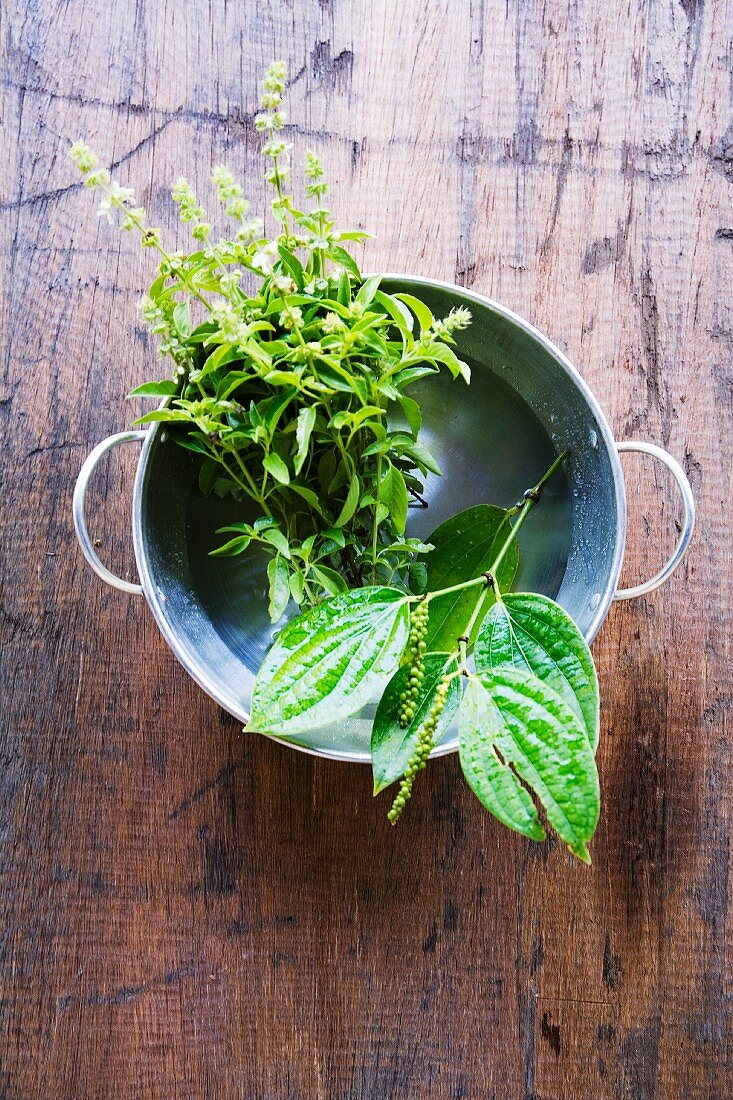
[135,278,623,760]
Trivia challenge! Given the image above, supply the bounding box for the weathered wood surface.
[1,0,731,1096]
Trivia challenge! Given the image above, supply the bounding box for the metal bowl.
[74,275,695,761]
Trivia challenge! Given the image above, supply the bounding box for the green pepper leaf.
[371,653,460,794]
[458,669,600,862]
[475,594,599,751]
[249,587,410,736]
[423,505,518,654]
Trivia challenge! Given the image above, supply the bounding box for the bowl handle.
[613,441,695,601]
[72,431,147,595]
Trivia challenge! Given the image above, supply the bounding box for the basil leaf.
[173,301,191,337]
[132,410,192,425]
[392,365,439,390]
[337,269,351,306]
[210,535,251,557]
[287,483,325,516]
[398,394,421,436]
[198,342,239,382]
[371,653,460,794]
[216,371,251,401]
[458,670,600,862]
[355,274,382,307]
[409,561,428,592]
[475,594,599,750]
[187,322,217,343]
[334,466,360,527]
[277,243,305,288]
[373,291,415,349]
[378,463,408,533]
[294,405,316,475]
[262,369,303,388]
[425,342,471,383]
[127,380,179,397]
[394,292,433,335]
[316,359,365,395]
[261,527,290,558]
[310,564,348,596]
[198,457,218,497]
[263,453,290,485]
[329,246,361,280]
[394,439,441,476]
[172,434,211,456]
[249,587,410,735]
[289,571,305,605]
[423,505,518,654]
[267,556,291,622]
[320,526,345,548]
[263,387,297,434]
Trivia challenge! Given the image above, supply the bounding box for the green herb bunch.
[72,61,603,861]
[71,61,472,618]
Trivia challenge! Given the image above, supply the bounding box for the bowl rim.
[132,274,627,763]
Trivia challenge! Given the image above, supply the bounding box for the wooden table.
[2,1,730,1096]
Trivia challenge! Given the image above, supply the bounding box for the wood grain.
[1,0,731,1096]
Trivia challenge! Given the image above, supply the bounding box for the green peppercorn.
[398,599,431,727]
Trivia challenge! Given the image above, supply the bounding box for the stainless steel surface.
[74,276,694,763]
[613,442,696,601]
[72,431,146,596]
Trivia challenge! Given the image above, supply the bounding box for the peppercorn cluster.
[398,599,430,728]
[388,674,452,824]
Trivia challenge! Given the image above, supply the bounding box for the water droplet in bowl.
[588,429,598,449]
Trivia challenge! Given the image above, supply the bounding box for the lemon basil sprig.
[70,61,472,618]
[250,452,602,864]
